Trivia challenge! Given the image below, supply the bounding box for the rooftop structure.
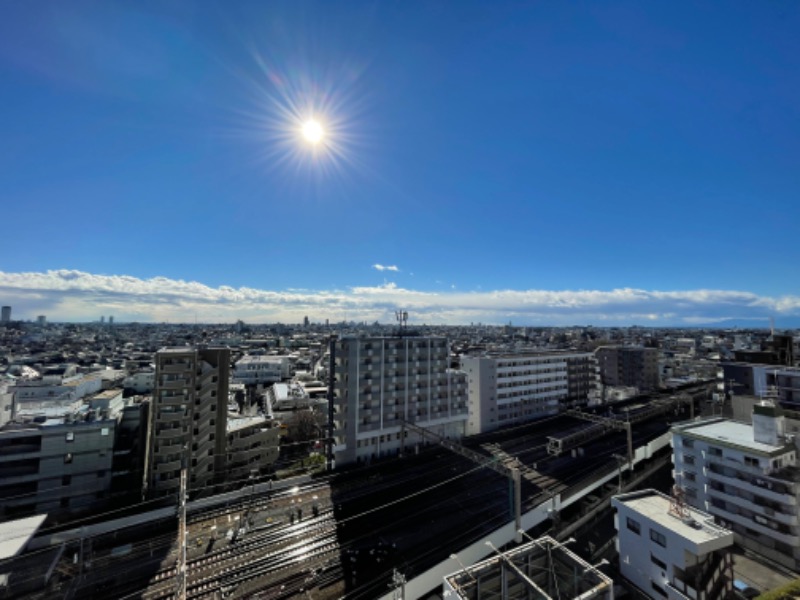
[444,536,613,600]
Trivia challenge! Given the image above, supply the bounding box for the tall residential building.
[671,407,800,571]
[460,351,597,435]
[146,347,229,498]
[595,346,660,391]
[330,335,468,466]
[1,306,10,323]
[613,489,734,600]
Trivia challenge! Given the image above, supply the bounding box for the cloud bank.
[1,270,798,326]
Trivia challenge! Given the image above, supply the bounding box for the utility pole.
[177,465,187,600]
[391,568,407,599]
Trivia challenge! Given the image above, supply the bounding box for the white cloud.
[0,269,798,326]
[372,264,399,272]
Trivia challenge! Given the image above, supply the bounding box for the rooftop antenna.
[770,316,775,336]
[395,310,408,336]
[668,472,690,520]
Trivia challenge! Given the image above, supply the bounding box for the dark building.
[595,346,660,391]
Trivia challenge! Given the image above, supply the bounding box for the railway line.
[17,383,710,599]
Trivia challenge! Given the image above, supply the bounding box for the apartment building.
[0,412,117,520]
[330,335,468,466]
[146,347,229,498]
[460,351,597,435]
[613,489,734,600]
[595,346,660,391]
[671,407,800,571]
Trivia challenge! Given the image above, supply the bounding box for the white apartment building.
[232,355,290,385]
[671,407,800,571]
[460,351,596,435]
[331,335,467,466]
[613,489,734,600]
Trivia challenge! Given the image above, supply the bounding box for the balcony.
[160,363,193,374]
[158,411,186,423]
[707,504,800,546]
[154,459,181,473]
[159,427,188,440]
[706,465,796,503]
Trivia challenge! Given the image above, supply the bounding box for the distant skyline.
[1,2,799,325]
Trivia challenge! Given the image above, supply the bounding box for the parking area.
[731,546,799,595]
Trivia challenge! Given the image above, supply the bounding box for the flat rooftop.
[227,415,269,433]
[614,490,732,545]
[674,418,789,454]
[0,515,47,560]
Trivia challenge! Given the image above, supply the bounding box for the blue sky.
[1,2,799,325]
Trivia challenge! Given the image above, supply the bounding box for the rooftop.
[614,489,733,546]
[227,415,268,433]
[673,418,792,454]
[0,515,47,560]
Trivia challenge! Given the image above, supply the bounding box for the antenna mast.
[395,310,408,337]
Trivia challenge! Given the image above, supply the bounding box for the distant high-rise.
[100,316,105,324]
[146,347,229,498]
[108,315,114,326]
[36,315,46,326]
[303,315,310,327]
[1,306,10,323]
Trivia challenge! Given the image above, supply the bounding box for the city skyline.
[2,2,799,325]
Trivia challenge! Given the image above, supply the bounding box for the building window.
[626,517,641,535]
[651,582,668,597]
[64,453,73,464]
[101,428,109,436]
[66,432,74,442]
[744,456,759,467]
[650,529,667,547]
[684,454,695,466]
[651,554,667,570]
[708,447,722,457]
[682,438,694,449]
[62,475,71,486]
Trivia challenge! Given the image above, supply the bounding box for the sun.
[302,119,324,144]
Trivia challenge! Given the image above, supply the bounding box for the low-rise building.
[0,412,117,520]
[613,489,734,600]
[232,355,290,386]
[225,416,280,482]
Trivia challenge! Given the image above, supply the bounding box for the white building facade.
[671,407,800,571]
[331,335,468,466]
[460,351,596,435]
[613,489,734,600]
[232,355,290,385]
